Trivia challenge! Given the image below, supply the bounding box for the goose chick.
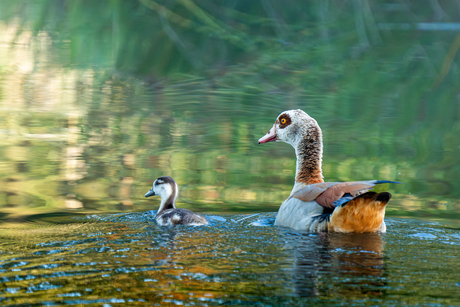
[258,109,400,233]
[145,176,208,226]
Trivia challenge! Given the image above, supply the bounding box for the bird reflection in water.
[285,231,384,297]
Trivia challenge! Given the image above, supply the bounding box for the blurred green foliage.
[0,0,459,219]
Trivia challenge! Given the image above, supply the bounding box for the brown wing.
[290,182,337,202]
[314,182,376,209]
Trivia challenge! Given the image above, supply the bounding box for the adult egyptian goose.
[258,109,400,233]
[145,176,209,226]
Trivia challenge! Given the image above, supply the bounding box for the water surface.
[0,214,459,306]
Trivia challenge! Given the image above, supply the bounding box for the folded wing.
[291,180,400,209]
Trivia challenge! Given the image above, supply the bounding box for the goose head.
[258,109,324,184]
[258,109,320,148]
[145,176,178,212]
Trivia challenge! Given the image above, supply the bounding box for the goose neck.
[294,126,324,185]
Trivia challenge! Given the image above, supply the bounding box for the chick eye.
[280,118,286,124]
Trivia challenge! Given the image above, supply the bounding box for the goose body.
[258,109,400,233]
[145,176,208,226]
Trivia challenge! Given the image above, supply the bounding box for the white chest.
[274,198,326,232]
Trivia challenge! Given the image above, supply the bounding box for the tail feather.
[376,191,392,203]
[328,192,391,233]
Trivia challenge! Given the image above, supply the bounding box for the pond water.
[1,1,460,305]
[0,214,459,306]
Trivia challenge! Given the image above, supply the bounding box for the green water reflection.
[0,0,459,219]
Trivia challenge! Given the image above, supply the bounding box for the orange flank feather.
[329,192,391,233]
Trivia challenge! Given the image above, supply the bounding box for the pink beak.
[258,125,277,144]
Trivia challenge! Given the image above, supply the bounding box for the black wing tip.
[375,180,401,185]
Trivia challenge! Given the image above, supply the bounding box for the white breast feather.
[274,198,327,232]
[171,214,181,224]
[155,209,174,226]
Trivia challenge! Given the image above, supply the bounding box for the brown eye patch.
[278,114,292,128]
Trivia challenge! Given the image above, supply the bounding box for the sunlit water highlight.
[0,214,459,306]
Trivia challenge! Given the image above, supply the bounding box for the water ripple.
[0,214,458,306]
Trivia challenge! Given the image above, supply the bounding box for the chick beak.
[145,188,156,198]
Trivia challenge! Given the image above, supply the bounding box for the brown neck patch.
[162,194,175,211]
[295,125,324,185]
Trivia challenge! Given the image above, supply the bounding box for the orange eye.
[280,118,286,124]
